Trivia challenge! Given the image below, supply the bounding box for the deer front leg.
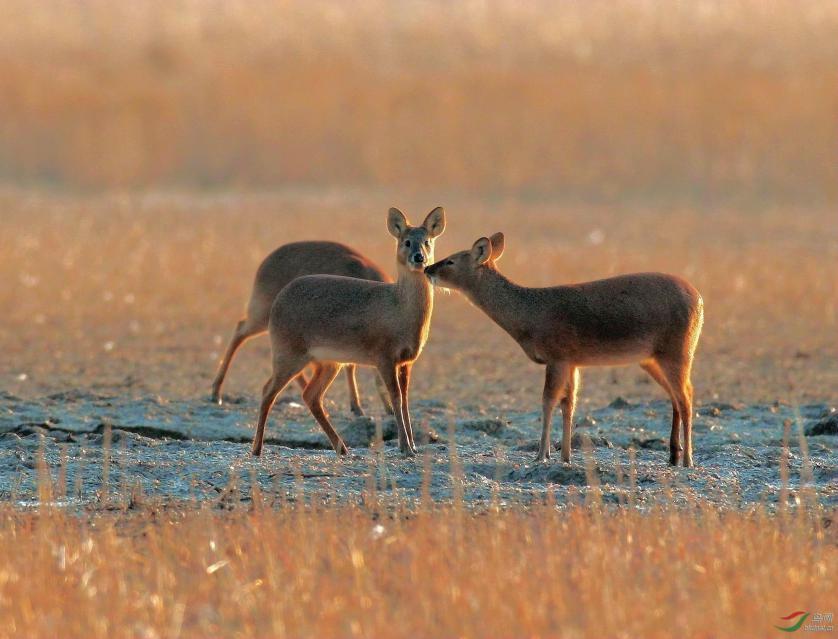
[559,367,579,464]
[398,363,418,454]
[537,362,570,463]
[377,361,414,457]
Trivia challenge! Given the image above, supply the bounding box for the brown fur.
[211,241,393,416]
[426,232,704,467]
[251,207,446,457]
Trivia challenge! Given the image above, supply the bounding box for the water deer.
[251,207,446,457]
[426,233,704,467]
[211,241,393,417]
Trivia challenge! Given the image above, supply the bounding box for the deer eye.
[446,260,454,266]
[404,240,411,248]
[424,240,430,248]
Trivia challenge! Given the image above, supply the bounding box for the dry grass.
[1,0,836,199]
[1,190,835,409]
[0,493,835,638]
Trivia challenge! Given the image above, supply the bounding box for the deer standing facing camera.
[211,241,393,417]
[251,207,446,457]
[426,233,703,467]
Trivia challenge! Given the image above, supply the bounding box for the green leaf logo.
[775,611,809,632]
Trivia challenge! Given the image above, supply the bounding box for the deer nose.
[411,253,425,264]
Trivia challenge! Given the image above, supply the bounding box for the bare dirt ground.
[2,391,836,509]
[1,190,835,509]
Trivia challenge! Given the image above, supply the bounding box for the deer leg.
[374,371,396,416]
[252,355,308,456]
[345,365,365,417]
[377,361,414,457]
[559,367,579,464]
[294,370,309,392]
[211,318,265,404]
[658,356,695,468]
[303,363,348,455]
[538,362,570,463]
[398,363,418,453]
[681,378,695,468]
[641,359,681,466]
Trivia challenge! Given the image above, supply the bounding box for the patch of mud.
[0,392,835,509]
[806,411,838,436]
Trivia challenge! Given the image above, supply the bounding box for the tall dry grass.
[0,496,835,638]
[1,0,836,199]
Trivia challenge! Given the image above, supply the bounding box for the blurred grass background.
[1,0,836,200]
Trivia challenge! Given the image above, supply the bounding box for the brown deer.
[425,233,704,467]
[211,241,393,417]
[251,207,446,457]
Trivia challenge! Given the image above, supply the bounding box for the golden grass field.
[1,496,836,639]
[1,1,837,637]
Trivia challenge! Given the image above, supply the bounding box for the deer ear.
[489,232,505,261]
[387,208,408,238]
[422,206,446,238]
[471,237,492,265]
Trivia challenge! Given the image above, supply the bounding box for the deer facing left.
[426,232,704,467]
[251,207,446,457]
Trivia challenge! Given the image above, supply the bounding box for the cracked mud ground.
[2,390,835,509]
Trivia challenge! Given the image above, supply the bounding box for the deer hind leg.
[344,365,365,417]
[559,367,579,464]
[252,353,308,456]
[640,359,681,466]
[682,376,695,468]
[294,369,310,392]
[538,362,571,463]
[657,355,695,468]
[303,362,348,455]
[377,361,414,457]
[398,363,418,453]
[211,317,266,404]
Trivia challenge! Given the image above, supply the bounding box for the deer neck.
[396,264,434,321]
[467,268,530,340]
